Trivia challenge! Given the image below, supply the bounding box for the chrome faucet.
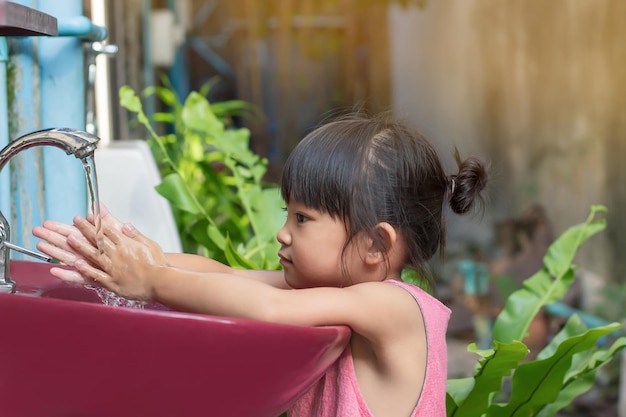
[0,128,100,293]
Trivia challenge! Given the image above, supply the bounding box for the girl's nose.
[276,223,291,246]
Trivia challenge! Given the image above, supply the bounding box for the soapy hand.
[33,204,169,299]
[67,214,169,301]
[32,204,124,283]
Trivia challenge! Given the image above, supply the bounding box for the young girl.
[33,113,489,417]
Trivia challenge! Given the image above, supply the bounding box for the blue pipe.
[37,0,88,224]
[57,15,107,42]
[6,0,43,253]
[544,301,614,331]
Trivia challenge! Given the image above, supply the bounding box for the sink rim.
[6,259,351,333]
[2,260,352,417]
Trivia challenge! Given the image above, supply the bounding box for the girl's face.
[276,201,363,289]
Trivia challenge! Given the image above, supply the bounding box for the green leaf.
[450,341,528,416]
[215,128,253,158]
[535,372,595,417]
[186,133,206,161]
[155,173,202,214]
[211,100,257,119]
[152,112,175,123]
[207,224,226,250]
[536,310,590,360]
[446,378,475,417]
[492,206,607,344]
[185,218,225,253]
[488,320,621,417]
[224,235,258,269]
[543,205,607,278]
[143,85,179,107]
[181,92,224,135]
[119,85,143,113]
[536,336,626,416]
[243,186,285,242]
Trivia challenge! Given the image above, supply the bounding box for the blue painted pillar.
[38,0,88,223]
[6,0,44,251]
[4,0,88,255]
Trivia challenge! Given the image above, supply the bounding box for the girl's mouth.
[278,253,292,266]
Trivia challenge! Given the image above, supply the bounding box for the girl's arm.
[66,214,421,344]
[165,253,290,289]
[33,208,289,289]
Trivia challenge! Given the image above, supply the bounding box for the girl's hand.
[68,215,169,301]
[32,204,142,284]
[33,218,107,283]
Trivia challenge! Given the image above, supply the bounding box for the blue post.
[167,0,190,100]
[37,0,88,224]
[6,0,43,252]
[3,1,106,255]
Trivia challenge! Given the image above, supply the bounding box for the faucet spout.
[0,128,101,293]
[0,128,100,171]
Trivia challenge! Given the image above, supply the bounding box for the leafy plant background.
[119,81,285,270]
[447,205,626,417]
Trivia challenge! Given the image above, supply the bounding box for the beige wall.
[390,1,626,282]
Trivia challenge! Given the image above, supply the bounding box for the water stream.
[80,155,145,309]
[82,156,104,253]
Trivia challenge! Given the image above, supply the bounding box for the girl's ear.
[364,222,398,266]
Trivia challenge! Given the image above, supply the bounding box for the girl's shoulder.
[340,280,435,344]
[383,279,451,319]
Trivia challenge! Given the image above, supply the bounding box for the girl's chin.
[284,273,312,290]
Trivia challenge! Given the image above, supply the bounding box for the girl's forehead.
[285,199,311,210]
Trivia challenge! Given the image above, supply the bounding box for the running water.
[81,155,145,309]
[87,285,146,309]
[82,156,105,253]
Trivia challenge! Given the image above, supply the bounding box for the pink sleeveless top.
[287,280,451,417]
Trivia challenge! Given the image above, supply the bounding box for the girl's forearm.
[150,266,280,320]
[164,253,291,289]
[165,253,232,273]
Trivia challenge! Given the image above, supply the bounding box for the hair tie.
[450,178,456,195]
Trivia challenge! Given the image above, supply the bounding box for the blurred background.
[97,0,623,285]
[2,1,625,414]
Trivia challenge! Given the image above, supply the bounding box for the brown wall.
[390,1,626,282]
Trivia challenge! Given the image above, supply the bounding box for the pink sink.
[0,260,351,417]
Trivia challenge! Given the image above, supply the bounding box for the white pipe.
[90,0,112,146]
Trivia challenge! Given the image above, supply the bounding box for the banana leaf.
[488,318,621,417]
[446,206,620,417]
[447,340,528,417]
[492,205,607,344]
[536,335,626,416]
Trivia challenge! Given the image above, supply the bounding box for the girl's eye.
[295,213,307,224]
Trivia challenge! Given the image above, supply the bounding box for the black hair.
[281,113,489,288]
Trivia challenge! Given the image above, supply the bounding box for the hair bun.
[449,149,490,215]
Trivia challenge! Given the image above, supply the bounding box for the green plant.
[119,83,285,269]
[446,205,626,416]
